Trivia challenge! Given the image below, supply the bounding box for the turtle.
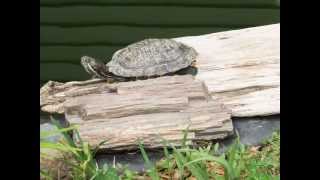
[81,38,198,82]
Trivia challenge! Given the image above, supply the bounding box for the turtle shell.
[106,39,197,77]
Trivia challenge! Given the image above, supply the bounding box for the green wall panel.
[40,1,280,83]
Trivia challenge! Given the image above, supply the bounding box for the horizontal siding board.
[41,46,120,63]
[40,0,280,8]
[40,7,279,27]
[41,63,89,82]
[40,2,280,82]
[40,26,232,45]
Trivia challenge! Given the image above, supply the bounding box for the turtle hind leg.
[90,75,101,80]
[176,66,198,76]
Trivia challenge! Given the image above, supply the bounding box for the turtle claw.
[191,61,197,67]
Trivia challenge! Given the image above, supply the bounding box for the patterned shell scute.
[107,39,197,77]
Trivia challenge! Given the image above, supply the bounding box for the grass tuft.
[41,119,280,180]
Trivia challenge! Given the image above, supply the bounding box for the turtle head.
[81,56,110,79]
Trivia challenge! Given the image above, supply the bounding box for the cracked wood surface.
[174,23,280,117]
[41,75,233,150]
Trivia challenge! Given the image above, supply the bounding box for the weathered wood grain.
[174,23,280,117]
[41,75,233,150]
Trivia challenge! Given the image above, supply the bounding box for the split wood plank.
[41,75,233,150]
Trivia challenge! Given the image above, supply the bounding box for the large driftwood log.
[41,75,233,150]
[174,24,280,117]
[41,24,280,117]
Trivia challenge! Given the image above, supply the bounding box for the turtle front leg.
[106,78,116,83]
[91,75,99,80]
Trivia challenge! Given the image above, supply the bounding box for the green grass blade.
[181,126,190,148]
[92,139,109,157]
[138,140,160,180]
[40,125,78,139]
[40,169,53,180]
[40,141,81,153]
[50,116,77,147]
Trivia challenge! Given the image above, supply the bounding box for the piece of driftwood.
[41,24,279,117]
[174,23,280,117]
[41,75,233,150]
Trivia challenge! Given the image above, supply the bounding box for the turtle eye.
[89,61,98,69]
[81,56,94,65]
